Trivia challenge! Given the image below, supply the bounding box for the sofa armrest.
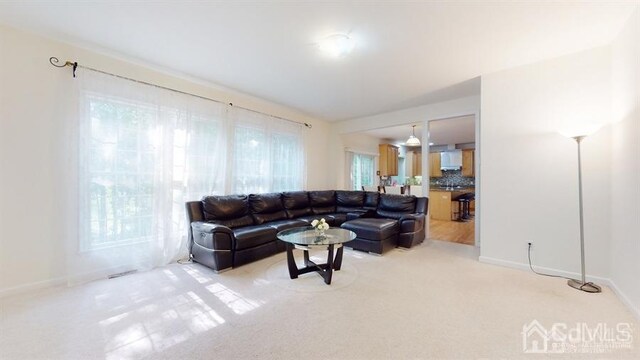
[190,222,235,272]
[398,213,425,233]
[191,222,234,250]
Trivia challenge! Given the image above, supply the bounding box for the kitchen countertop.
[429,187,475,193]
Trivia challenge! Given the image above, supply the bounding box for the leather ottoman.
[340,218,399,254]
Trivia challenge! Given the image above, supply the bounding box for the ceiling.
[363,115,475,146]
[0,2,636,121]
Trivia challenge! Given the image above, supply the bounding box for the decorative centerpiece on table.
[311,218,329,238]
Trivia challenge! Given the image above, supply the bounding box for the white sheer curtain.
[68,69,228,284]
[66,69,306,284]
[345,151,354,189]
[231,107,304,194]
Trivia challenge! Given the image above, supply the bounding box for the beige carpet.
[1,240,638,359]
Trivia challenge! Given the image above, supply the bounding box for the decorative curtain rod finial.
[49,57,78,77]
[49,57,68,67]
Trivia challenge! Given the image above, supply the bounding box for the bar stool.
[453,193,475,222]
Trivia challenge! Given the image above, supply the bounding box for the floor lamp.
[566,135,601,293]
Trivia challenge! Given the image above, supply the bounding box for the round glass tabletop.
[277,226,356,246]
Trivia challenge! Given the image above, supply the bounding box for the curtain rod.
[49,57,312,129]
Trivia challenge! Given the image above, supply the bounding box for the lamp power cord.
[177,241,193,265]
[527,242,571,280]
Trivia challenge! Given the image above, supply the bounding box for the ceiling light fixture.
[406,125,421,146]
[318,34,355,58]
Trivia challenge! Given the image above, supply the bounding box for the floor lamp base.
[567,279,602,293]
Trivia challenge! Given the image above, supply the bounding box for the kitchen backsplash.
[430,169,474,187]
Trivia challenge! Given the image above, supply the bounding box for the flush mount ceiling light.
[406,125,421,146]
[318,34,355,58]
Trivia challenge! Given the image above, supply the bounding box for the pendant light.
[406,125,421,146]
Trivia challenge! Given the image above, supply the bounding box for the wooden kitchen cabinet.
[411,151,422,176]
[429,152,442,178]
[431,190,475,221]
[429,190,451,220]
[379,144,399,176]
[462,149,474,177]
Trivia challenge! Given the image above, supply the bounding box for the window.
[74,70,305,283]
[351,153,376,190]
[233,124,269,194]
[85,96,158,250]
[270,132,304,192]
[82,95,226,252]
[232,109,304,194]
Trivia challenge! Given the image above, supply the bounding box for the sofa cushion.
[266,219,308,232]
[326,213,348,226]
[376,194,416,219]
[364,191,380,210]
[309,190,336,215]
[232,225,278,250]
[202,195,254,228]
[341,218,399,241]
[249,193,287,224]
[336,190,365,213]
[295,215,336,226]
[324,212,369,227]
[282,191,312,218]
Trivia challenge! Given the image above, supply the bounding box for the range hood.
[440,149,462,170]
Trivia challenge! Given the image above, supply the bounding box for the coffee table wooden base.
[285,243,344,285]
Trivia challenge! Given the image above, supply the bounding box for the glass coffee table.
[277,227,356,285]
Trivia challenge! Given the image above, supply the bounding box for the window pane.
[85,96,157,250]
[233,126,268,194]
[271,132,303,192]
[351,153,375,190]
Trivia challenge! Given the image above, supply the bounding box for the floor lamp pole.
[567,135,601,293]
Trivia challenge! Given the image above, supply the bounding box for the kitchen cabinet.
[462,149,474,177]
[378,144,399,176]
[429,190,451,220]
[411,151,422,176]
[429,152,442,178]
[430,189,475,221]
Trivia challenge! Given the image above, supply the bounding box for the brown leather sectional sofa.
[186,190,428,272]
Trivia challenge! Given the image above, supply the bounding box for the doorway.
[426,115,477,246]
[339,113,480,248]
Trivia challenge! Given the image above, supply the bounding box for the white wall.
[342,133,381,155]
[610,8,640,317]
[479,46,613,279]
[333,95,480,135]
[0,25,332,294]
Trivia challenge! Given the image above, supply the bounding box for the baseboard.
[605,279,640,321]
[478,256,640,321]
[0,276,67,298]
[0,263,155,299]
[478,256,610,283]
